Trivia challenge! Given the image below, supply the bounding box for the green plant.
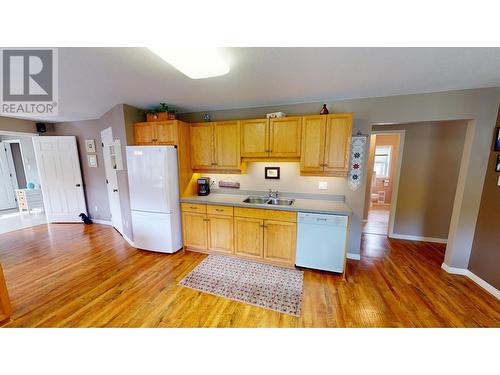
[157,103,169,113]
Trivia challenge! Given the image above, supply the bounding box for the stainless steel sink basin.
[267,198,295,206]
[243,196,270,204]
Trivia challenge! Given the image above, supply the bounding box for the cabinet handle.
[190,206,198,210]
[215,209,224,212]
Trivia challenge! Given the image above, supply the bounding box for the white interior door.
[101,127,123,234]
[33,136,87,222]
[0,143,17,210]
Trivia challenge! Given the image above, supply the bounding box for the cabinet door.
[263,220,296,266]
[324,115,353,175]
[214,121,240,169]
[240,119,269,157]
[269,117,302,157]
[234,217,264,260]
[300,115,327,172]
[190,123,214,169]
[155,121,177,145]
[207,214,234,254]
[134,122,155,145]
[182,212,208,251]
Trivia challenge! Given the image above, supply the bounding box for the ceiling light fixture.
[149,47,230,79]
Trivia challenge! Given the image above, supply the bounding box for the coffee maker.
[197,177,211,196]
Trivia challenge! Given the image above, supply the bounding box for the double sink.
[243,196,295,206]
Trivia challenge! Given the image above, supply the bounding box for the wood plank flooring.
[0,223,498,327]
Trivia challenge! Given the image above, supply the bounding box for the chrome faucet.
[268,189,279,199]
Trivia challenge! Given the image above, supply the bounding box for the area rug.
[179,255,304,316]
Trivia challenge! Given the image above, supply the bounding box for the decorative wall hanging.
[265,167,280,179]
[494,127,500,151]
[87,154,98,168]
[85,139,96,153]
[348,135,368,191]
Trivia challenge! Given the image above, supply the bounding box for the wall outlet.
[318,181,328,190]
[211,178,217,186]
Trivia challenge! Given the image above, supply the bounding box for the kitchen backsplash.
[202,162,348,195]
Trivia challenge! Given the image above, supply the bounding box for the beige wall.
[202,162,346,196]
[0,116,41,134]
[180,87,500,267]
[374,121,468,239]
[468,108,500,290]
[50,104,142,239]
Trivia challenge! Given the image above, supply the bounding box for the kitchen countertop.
[180,192,352,216]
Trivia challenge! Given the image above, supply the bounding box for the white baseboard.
[441,263,500,300]
[123,234,135,247]
[93,219,112,226]
[389,233,448,244]
[347,252,361,260]
[91,219,135,247]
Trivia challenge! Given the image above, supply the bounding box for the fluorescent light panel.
[149,47,230,79]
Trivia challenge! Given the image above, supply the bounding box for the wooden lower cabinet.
[181,212,208,251]
[234,217,264,260]
[263,220,296,266]
[207,214,234,255]
[182,204,297,267]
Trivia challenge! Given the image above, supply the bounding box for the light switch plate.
[318,181,328,190]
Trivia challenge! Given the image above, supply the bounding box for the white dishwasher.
[295,212,349,273]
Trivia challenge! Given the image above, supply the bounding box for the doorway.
[101,127,123,234]
[0,132,47,234]
[363,131,404,236]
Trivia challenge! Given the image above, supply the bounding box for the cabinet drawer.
[181,202,207,213]
[234,207,297,222]
[206,205,233,216]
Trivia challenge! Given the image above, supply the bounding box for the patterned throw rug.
[179,255,304,316]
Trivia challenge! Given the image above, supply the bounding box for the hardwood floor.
[0,223,498,327]
[362,206,389,235]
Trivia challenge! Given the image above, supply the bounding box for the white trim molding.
[92,219,135,247]
[347,253,361,260]
[389,233,448,244]
[441,263,500,300]
[123,234,135,248]
[93,219,112,226]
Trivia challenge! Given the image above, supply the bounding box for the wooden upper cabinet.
[155,121,177,145]
[190,122,214,169]
[240,118,269,157]
[324,114,353,174]
[300,115,327,172]
[263,220,296,266]
[269,117,302,157]
[214,121,241,170]
[134,122,155,145]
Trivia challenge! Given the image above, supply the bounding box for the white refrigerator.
[126,146,183,253]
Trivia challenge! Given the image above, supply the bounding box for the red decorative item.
[320,104,329,115]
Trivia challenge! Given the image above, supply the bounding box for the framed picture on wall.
[265,167,280,179]
[85,139,96,153]
[87,154,98,168]
[496,155,500,172]
[494,127,500,151]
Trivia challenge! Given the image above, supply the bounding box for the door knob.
[113,189,118,192]
[76,184,81,187]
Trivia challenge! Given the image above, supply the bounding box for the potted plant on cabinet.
[156,103,169,121]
